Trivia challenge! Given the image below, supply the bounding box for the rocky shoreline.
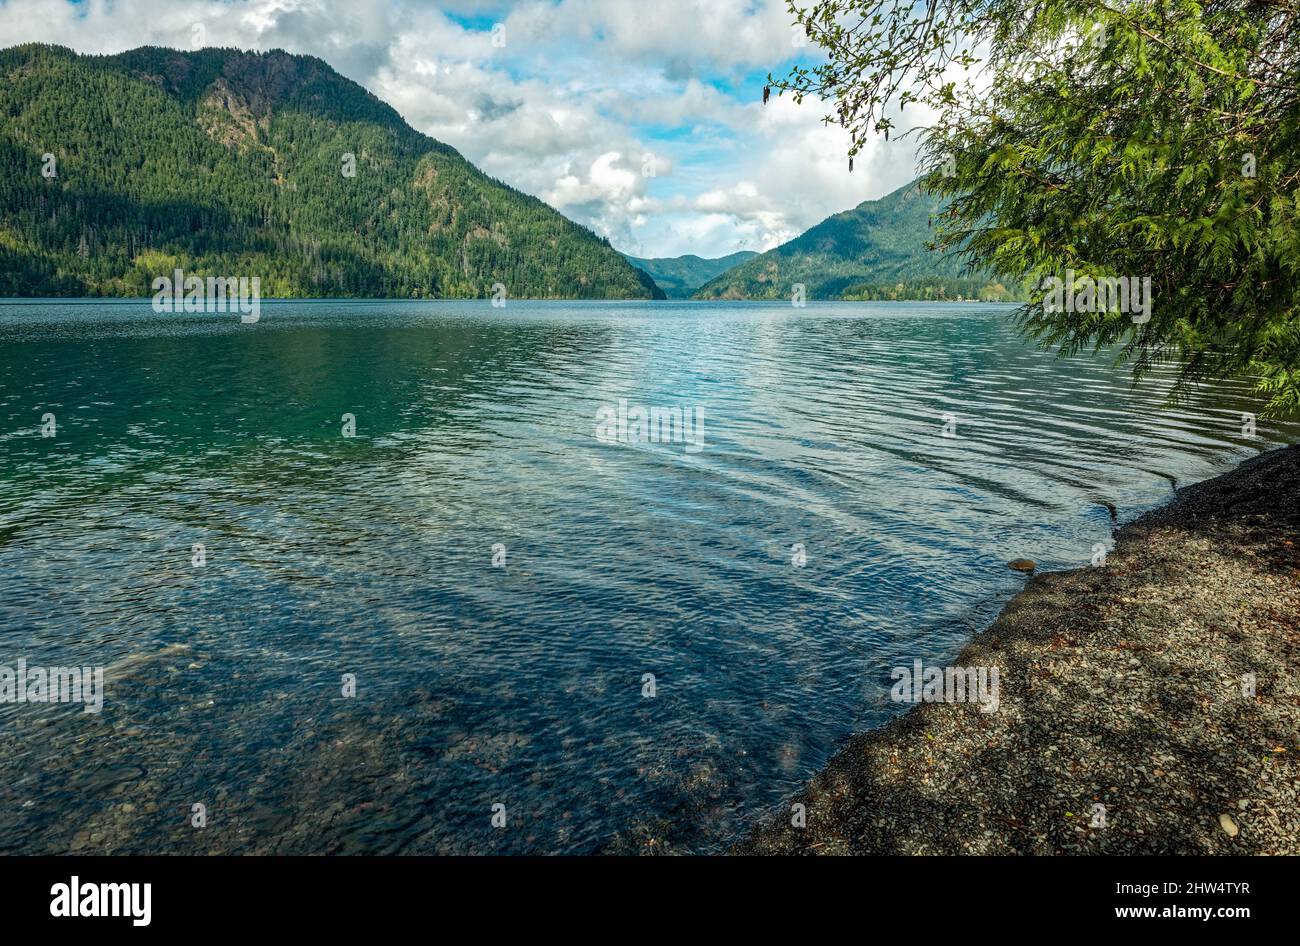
[738,444,1300,854]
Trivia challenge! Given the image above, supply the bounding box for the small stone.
[1008,559,1036,573]
[1218,813,1239,837]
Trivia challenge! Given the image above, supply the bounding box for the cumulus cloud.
[0,0,928,258]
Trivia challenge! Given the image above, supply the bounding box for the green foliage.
[624,251,758,298]
[773,0,1300,415]
[0,43,663,300]
[841,277,1021,301]
[692,180,1012,300]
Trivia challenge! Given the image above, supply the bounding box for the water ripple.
[0,299,1294,854]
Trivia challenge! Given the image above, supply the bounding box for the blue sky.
[4,0,926,257]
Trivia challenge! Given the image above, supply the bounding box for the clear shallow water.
[0,299,1294,854]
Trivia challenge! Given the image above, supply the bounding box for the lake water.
[0,299,1294,854]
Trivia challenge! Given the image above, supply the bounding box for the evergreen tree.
[0,44,664,301]
[772,0,1300,415]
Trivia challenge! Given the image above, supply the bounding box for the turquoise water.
[0,299,1294,853]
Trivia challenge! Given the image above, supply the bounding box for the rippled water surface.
[0,299,1295,854]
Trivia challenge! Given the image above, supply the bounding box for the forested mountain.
[0,44,663,299]
[692,181,1019,301]
[624,251,757,298]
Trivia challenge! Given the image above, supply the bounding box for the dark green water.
[0,299,1293,853]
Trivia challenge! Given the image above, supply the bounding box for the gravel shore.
[738,445,1300,854]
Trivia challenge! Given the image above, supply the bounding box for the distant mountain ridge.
[692,181,1018,302]
[624,251,758,298]
[0,43,663,299]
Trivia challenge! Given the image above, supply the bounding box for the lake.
[0,299,1294,854]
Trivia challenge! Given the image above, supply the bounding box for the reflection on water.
[0,299,1294,853]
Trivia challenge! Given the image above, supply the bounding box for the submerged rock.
[1008,559,1036,573]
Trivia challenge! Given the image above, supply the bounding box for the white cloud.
[0,0,928,258]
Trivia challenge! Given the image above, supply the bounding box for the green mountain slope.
[624,251,757,298]
[692,181,1017,301]
[0,44,663,299]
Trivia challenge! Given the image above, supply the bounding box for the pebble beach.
[740,444,1300,854]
